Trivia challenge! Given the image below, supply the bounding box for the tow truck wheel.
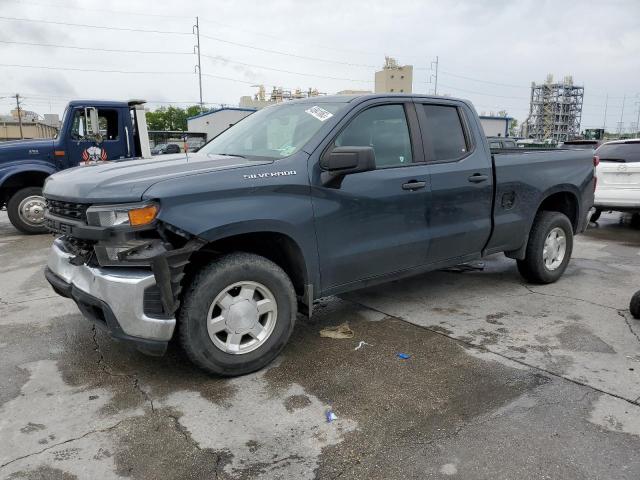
[7,187,48,234]
[178,252,297,376]
[517,211,573,284]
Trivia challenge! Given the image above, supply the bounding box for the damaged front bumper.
[45,238,180,355]
[45,234,202,355]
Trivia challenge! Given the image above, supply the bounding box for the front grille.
[46,199,90,222]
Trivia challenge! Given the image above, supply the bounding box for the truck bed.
[486,148,595,256]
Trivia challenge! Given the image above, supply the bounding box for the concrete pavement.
[1,211,639,479]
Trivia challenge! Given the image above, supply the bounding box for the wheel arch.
[536,188,580,233]
[186,228,312,307]
[506,187,580,260]
[0,166,54,205]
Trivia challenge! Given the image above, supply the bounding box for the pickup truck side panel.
[142,153,321,293]
[486,150,594,255]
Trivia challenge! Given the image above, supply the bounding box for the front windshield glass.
[199,102,347,160]
[55,107,69,140]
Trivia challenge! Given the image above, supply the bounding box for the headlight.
[86,202,159,227]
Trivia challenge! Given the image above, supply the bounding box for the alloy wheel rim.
[543,227,567,271]
[206,281,278,354]
[18,195,46,227]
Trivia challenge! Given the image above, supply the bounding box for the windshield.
[199,102,348,160]
[55,107,69,140]
[595,142,640,162]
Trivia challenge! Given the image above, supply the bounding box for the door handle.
[402,181,427,191]
[468,174,489,183]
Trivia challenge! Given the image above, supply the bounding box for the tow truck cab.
[0,100,150,234]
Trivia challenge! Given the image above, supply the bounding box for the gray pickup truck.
[42,94,595,376]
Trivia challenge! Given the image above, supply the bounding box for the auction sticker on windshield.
[305,106,334,122]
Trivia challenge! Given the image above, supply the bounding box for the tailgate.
[597,161,640,188]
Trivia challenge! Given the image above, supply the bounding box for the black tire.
[6,186,47,234]
[631,291,640,320]
[517,211,574,284]
[178,252,297,376]
[590,208,602,223]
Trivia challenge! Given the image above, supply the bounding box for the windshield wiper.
[208,152,247,159]
[599,158,626,163]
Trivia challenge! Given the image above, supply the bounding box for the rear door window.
[596,143,640,163]
[421,104,468,161]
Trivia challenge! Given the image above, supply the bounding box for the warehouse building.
[187,107,256,141]
[0,109,60,141]
[479,115,513,137]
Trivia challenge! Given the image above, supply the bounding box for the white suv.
[592,139,640,221]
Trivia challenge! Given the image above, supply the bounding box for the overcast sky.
[1,0,638,130]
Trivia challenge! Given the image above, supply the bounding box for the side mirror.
[321,146,376,175]
[85,107,100,137]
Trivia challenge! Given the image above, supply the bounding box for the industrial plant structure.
[525,75,584,142]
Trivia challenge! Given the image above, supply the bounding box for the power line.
[0,63,194,75]
[200,33,378,68]
[0,39,193,55]
[201,54,373,83]
[438,83,527,100]
[4,0,194,19]
[440,71,528,89]
[0,15,193,35]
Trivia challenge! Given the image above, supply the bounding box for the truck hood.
[0,138,55,163]
[43,153,272,203]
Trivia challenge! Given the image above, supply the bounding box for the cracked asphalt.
[1,210,640,479]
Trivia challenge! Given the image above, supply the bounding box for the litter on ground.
[320,323,354,339]
[354,341,372,351]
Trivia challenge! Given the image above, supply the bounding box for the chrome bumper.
[46,239,175,342]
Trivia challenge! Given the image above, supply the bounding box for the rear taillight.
[593,155,600,167]
[593,155,599,191]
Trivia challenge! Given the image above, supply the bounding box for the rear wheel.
[7,187,48,234]
[517,211,573,284]
[590,208,602,222]
[631,291,640,319]
[178,252,297,376]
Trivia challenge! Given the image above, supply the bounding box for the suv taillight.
[593,155,600,167]
[593,155,599,191]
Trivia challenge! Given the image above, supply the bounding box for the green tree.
[145,105,208,131]
[509,118,519,137]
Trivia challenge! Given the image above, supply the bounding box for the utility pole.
[634,95,640,136]
[618,94,626,136]
[602,94,608,131]
[193,16,203,112]
[15,93,23,139]
[430,56,439,95]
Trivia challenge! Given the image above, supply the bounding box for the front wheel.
[7,186,48,234]
[517,211,574,284]
[178,252,297,376]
